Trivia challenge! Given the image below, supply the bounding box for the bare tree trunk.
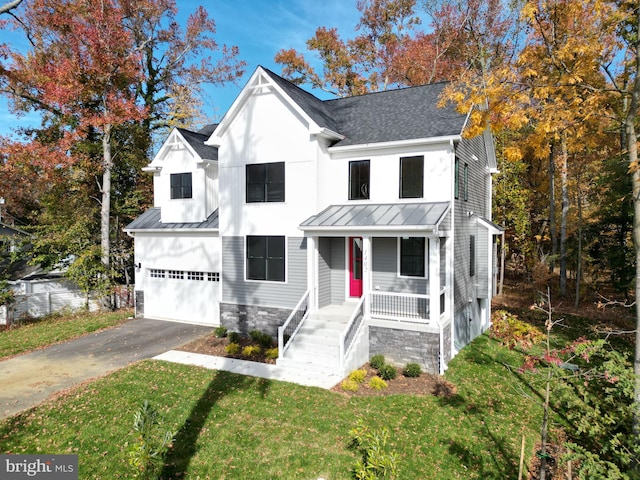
[549,142,557,271]
[559,136,569,297]
[101,124,113,308]
[575,169,583,308]
[625,32,640,439]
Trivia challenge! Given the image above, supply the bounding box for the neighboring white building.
[125,66,501,376]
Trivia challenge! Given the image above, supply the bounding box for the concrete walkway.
[154,350,343,389]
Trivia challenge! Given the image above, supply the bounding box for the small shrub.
[369,354,386,370]
[248,329,263,342]
[378,364,397,381]
[368,376,388,390]
[249,329,274,348]
[258,333,274,349]
[214,326,228,338]
[228,331,241,344]
[348,369,367,384]
[432,376,457,398]
[265,347,279,360]
[341,379,360,392]
[242,345,261,357]
[225,342,240,355]
[403,363,422,378]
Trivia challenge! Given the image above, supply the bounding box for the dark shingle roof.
[176,128,218,160]
[124,208,219,232]
[326,83,466,146]
[197,123,218,136]
[262,67,467,147]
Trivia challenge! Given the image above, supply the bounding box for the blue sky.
[0,0,363,137]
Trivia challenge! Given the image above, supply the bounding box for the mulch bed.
[178,334,452,397]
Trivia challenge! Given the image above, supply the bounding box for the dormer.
[143,126,219,224]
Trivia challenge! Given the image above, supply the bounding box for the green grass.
[0,333,545,479]
[0,309,131,359]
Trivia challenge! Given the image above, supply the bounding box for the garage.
[140,268,220,325]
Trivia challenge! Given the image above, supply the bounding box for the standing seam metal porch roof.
[124,208,219,231]
[300,202,450,231]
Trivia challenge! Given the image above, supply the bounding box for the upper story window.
[246,162,285,203]
[400,155,424,198]
[170,173,192,199]
[400,237,426,277]
[246,235,285,282]
[349,160,370,200]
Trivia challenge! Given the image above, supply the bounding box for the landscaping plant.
[349,420,399,480]
[369,354,385,370]
[127,400,175,480]
[403,363,422,378]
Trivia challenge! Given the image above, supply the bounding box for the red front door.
[349,237,363,297]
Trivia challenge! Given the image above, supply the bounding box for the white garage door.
[143,269,220,325]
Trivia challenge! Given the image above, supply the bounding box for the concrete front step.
[276,303,358,377]
[276,355,342,376]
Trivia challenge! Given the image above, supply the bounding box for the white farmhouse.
[125,66,502,376]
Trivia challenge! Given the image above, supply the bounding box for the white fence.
[0,285,134,325]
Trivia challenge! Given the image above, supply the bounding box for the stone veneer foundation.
[220,302,292,337]
[369,326,441,374]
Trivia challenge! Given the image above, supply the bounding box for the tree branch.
[0,0,22,15]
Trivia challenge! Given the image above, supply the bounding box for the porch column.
[307,236,317,311]
[362,235,372,316]
[428,236,440,322]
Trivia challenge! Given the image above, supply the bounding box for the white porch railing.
[370,288,447,323]
[278,290,310,356]
[339,295,366,371]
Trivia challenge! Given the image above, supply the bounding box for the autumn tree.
[0,0,244,304]
[275,0,424,96]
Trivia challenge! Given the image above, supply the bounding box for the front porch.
[277,232,453,376]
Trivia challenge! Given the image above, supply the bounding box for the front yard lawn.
[0,333,544,479]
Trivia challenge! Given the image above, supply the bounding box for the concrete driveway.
[0,318,213,420]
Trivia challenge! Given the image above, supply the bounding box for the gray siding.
[453,134,493,348]
[318,238,332,308]
[222,236,307,308]
[330,238,345,304]
[372,237,428,293]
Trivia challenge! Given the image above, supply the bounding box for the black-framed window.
[246,162,285,203]
[349,160,370,200]
[400,155,424,198]
[470,235,475,277]
[246,235,285,282]
[400,237,425,277]
[463,163,469,201]
[170,173,192,199]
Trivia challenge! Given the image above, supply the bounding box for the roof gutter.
[328,135,461,153]
[299,225,439,235]
[124,228,219,234]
